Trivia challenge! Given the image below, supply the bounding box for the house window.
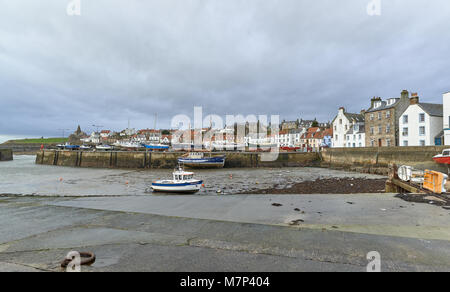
[370,127,374,134]
[378,112,382,120]
[403,115,408,124]
[386,111,391,118]
[359,142,362,147]
[403,141,408,146]
[419,113,425,123]
[370,114,374,121]
[403,128,408,137]
[386,139,391,147]
[358,134,361,140]
[339,119,342,124]
[419,126,425,136]
[420,140,425,146]
[378,126,382,134]
[371,139,375,147]
[386,125,391,133]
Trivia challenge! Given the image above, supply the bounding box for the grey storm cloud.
[1,0,450,137]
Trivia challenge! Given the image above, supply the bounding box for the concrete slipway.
[1,193,450,272]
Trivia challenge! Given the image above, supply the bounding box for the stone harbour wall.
[35,150,321,169]
[0,149,13,161]
[321,146,449,174]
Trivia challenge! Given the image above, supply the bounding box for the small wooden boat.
[151,166,203,194]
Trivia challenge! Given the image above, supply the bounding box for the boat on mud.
[56,143,80,150]
[142,144,170,151]
[433,149,450,165]
[96,144,114,151]
[151,166,203,194]
[178,152,226,168]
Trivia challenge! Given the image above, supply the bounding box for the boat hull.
[433,156,450,165]
[151,181,203,194]
[178,156,225,169]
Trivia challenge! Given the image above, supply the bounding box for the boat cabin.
[173,171,194,181]
[442,149,450,156]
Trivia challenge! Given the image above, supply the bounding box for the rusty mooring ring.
[61,252,96,268]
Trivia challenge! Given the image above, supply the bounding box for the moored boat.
[151,166,203,194]
[280,145,301,151]
[56,143,80,150]
[96,144,114,151]
[433,149,450,164]
[178,152,225,168]
[80,145,92,151]
[143,144,170,151]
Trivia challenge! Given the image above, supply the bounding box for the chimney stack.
[410,93,419,105]
[401,90,410,100]
[370,97,382,108]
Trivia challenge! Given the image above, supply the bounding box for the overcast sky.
[1,0,450,140]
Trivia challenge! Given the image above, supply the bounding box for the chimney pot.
[410,95,419,105]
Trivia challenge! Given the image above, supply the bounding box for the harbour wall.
[0,144,42,153]
[35,150,321,169]
[321,146,449,174]
[0,149,13,161]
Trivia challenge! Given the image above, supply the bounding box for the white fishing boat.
[151,166,203,194]
[96,144,114,151]
[80,145,92,151]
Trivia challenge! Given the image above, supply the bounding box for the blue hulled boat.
[142,144,170,150]
[178,152,225,169]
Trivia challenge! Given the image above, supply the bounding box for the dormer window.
[374,101,382,108]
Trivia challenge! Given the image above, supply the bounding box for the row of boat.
[56,143,169,151]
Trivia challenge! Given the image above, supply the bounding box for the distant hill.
[2,138,68,145]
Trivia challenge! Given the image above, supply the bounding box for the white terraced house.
[331,107,365,148]
[399,94,443,146]
[443,92,450,145]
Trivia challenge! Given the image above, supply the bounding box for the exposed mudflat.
[0,155,386,197]
[395,193,450,207]
[241,178,387,194]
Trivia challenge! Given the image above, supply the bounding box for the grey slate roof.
[366,98,400,113]
[418,103,443,117]
[345,124,365,135]
[344,113,365,123]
